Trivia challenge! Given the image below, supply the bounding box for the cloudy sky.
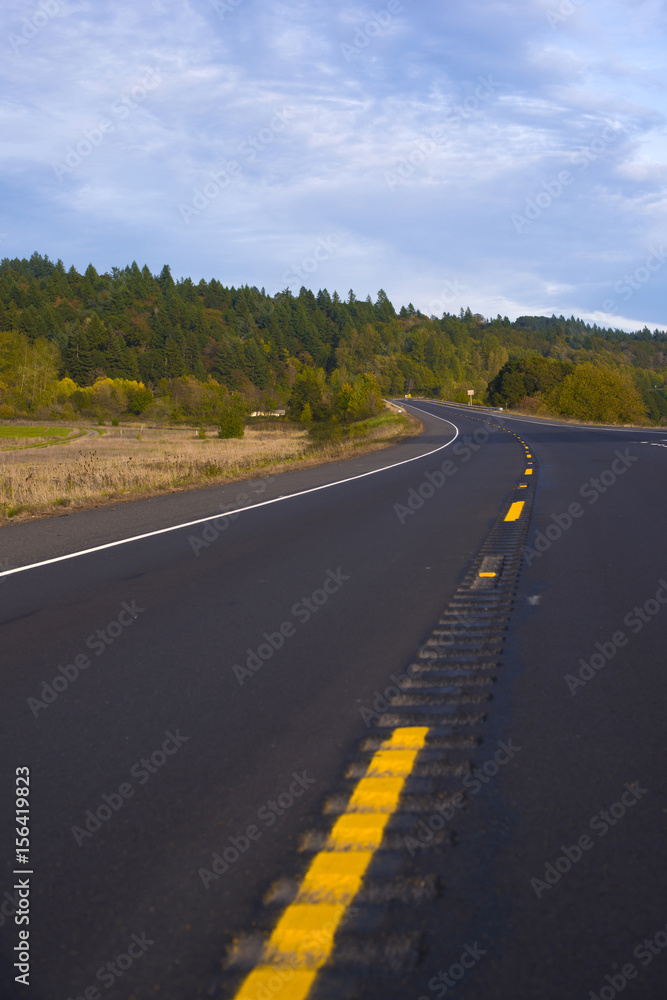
[2,0,666,329]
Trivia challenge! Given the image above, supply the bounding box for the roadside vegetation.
[0,425,84,450]
[486,356,651,424]
[0,252,665,521]
[0,409,417,523]
[0,253,665,430]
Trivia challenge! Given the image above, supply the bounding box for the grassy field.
[0,425,83,450]
[0,410,419,522]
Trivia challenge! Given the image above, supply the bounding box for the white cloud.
[0,0,665,330]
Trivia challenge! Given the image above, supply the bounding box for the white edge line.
[0,413,460,579]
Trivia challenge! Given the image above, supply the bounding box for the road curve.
[1,402,666,1000]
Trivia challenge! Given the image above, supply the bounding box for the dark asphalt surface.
[404,403,667,1000]
[1,403,666,999]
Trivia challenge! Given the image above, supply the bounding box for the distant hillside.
[0,252,665,424]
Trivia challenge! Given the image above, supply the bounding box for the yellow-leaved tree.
[549,363,645,424]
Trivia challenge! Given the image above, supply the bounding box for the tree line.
[0,252,665,425]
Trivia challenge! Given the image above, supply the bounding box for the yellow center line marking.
[348,775,406,812]
[505,501,525,521]
[328,811,389,850]
[231,726,430,1000]
[383,727,428,748]
[478,572,496,577]
[365,748,419,776]
[524,468,533,475]
[235,968,319,1000]
[297,851,373,903]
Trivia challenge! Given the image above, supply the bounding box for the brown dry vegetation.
[0,411,420,523]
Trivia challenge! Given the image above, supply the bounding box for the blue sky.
[2,0,666,329]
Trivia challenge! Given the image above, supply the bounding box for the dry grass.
[0,412,420,523]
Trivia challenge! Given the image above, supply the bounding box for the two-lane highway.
[1,402,666,999]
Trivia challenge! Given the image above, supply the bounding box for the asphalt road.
[1,403,666,1000]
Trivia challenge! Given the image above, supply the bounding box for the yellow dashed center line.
[505,501,525,521]
[328,811,389,850]
[478,572,497,577]
[231,726,430,1000]
[365,748,419,776]
[524,468,533,475]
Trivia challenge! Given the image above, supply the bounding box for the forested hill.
[1,252,666,424]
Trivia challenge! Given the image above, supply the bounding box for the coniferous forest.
[1,252,666,425]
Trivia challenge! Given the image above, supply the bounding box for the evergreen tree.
[65,326,93,384]
[164,336,186,377]
[157,264,174,292]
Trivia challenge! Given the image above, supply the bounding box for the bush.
[287,368,330,421]
[548,363,645,423]
[218,407,245,438]
[519,396,549,415]
[307,421,344,445]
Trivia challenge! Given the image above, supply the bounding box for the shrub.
[548,363,645,423]
[307,421,344,445]
[218,407,245,438]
